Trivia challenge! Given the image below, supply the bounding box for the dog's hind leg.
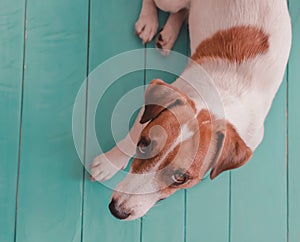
[155,9,188,56]
[90,108,146,182]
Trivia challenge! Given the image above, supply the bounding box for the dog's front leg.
[135,0,159,44]
[91,108,146,182]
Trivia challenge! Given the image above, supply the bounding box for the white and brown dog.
[91,0,291,220]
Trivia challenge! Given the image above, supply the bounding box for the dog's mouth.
[156,198,166,203]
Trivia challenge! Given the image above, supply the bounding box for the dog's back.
[186,0,291,150]
[189,0,291,56]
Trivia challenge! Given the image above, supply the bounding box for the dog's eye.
[137,137,153,155]
[172,170,189,185]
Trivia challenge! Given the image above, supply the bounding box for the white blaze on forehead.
[152,122,196,171]
[181,123,195,141]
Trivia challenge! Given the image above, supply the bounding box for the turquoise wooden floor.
[1,0,300,241]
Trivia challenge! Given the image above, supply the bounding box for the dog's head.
[109,79,252,220]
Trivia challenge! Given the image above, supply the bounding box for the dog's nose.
[109,199,131,220]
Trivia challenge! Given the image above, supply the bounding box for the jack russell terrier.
[91,0,291,220]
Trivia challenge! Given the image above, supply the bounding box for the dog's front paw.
[90,150,129,182]
[135,14,158,44]
[155,27,178,56]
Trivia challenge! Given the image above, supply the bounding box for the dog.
[91,0,291,220]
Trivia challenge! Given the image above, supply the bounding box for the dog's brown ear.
[140,79,188,124]
[210,122,253,179]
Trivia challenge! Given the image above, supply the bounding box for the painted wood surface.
[0,0,25,241]
[289,1,300,241]
[0,1,299,242]
[82,1,143,242]
[231,81,287,242]
[15,0,88,241]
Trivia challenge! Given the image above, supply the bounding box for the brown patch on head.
[192,26,269,64]
[140,79,196,124]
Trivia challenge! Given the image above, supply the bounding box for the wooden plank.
[142,11,189,242]
[186,174,230,242]
[230,81,287,242]
[15,0,88,241]
[288,1,300,241]
[0,0,25,241]
[82,1,143,241]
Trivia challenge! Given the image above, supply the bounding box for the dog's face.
[109,79,252,220]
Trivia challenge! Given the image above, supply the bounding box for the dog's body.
[91,0,291,220]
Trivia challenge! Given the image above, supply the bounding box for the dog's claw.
[156,41,163,49]
[158,33,163,42]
